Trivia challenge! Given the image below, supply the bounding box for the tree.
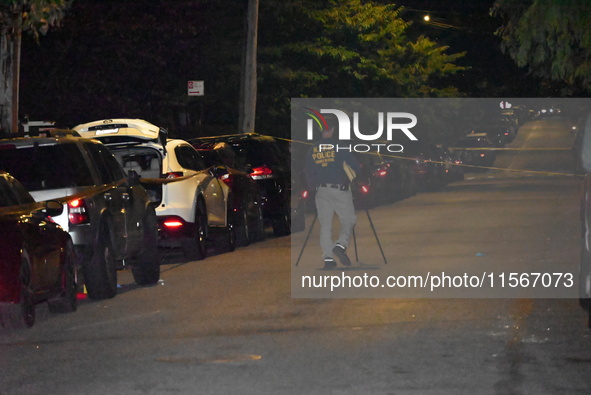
[257,0,466,134]
[0,0,70,134]
[492,0,591,95]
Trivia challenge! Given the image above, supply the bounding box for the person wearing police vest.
[304,126,362,269]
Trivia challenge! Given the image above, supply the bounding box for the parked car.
[0,171,77,329]
[452,133,497,170]
[73,119,233,258]
[196,144,266,245]
[401,141,447,191]
[465,120,513,147]
[0,132,161,300]
[366,151,417,203]
[190,133,298,236]
[435,144,465,183]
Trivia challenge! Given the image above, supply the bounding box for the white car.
[74,119,234,259]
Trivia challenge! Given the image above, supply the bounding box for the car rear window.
[0,143,94,191]
[228,140,287,170]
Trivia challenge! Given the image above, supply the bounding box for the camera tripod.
[294,207,388,266]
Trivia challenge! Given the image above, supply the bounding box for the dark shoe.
[323,258,336,269]
[332,244,351,266]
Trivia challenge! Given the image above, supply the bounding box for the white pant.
[315,186,357,259]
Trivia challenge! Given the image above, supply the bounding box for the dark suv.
[191,133,305,236]
[0,132,160,300]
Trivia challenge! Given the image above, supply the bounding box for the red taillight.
[480,153,486,158]
[164,172,184,179]
[163,219,184,228]
[68,199,89,225]
[361,185,370,194]
[250,166,273,180]
[220,173,233,187]
[301,190,309,199]
[378,169,387,177]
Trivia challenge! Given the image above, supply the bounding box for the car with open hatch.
[0,131,161,300]
[73,119,234,258]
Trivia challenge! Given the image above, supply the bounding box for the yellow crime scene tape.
[281,137,584,178]
[0,173,200,218]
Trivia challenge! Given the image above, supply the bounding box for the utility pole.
[0,10,22,135]
[239,0,259,134]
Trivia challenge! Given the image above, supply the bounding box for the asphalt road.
[1,117,591,394]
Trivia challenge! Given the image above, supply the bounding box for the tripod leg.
[365,209,387,265]
[295,213,317,266]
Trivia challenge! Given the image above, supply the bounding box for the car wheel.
[182,200,208,261]
[0,252,35,329]
[84,226,117,300]
[131,207,161,285]
[236,208,251,247]
[48,242,78,314]
[272,209,291,237]
[214,206,236,253]
[291,209,305,233]
[250,204,266,242]
[580,243,591,311]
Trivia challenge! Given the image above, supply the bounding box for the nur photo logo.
[304,107,418,153]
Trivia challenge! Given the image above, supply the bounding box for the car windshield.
[0,143,94,191]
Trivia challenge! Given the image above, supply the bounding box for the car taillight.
[376,167,388,177]
[480,153,486,157]
[163,219,184,228]
[68,199,89,225]
[361,185,370,194]
[301,190,309,199]
[250,166,273,180]
[220,173,233,187]
[164,172,184,179]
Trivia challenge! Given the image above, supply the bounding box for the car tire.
[272,209,291,237]
[48,242,78,314]
[580,244,591,311]
[131,207,161,285]
[0,252,35,329]
[291,210,305,233]
[182,200,208,261]
[250,204,266,242]
[236,208,250,247]
[214,205,236,253]
[84,225,117,300]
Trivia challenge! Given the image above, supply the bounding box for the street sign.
[188,80,204,96]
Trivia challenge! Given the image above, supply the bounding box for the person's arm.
[304,147,317,189]
[342,151,362,175]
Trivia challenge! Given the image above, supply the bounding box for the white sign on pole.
[188,80,204,96]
